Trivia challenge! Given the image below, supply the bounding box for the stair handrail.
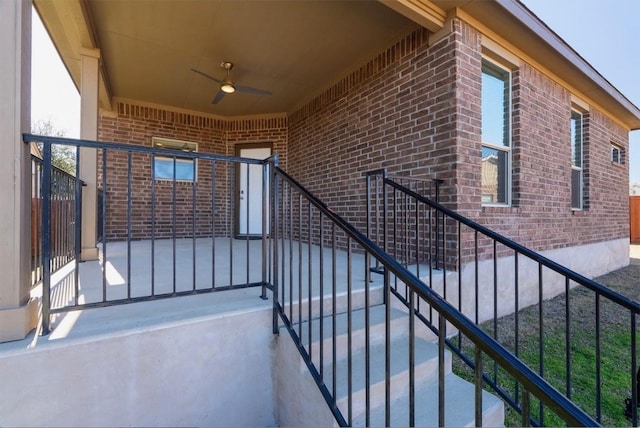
[271,164,597,426]
[381,176,640,313]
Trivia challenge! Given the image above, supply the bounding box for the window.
[611,144,624,164]
[481,60,511,205]
[152,137,197,182]
[570,111,583,209]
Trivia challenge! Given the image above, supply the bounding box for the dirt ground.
[597,245,640,300]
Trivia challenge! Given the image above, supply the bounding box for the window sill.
[611,161,625,169]
[571,209,588,216]
[481,205,521,215]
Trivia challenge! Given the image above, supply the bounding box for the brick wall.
[97,17,629,260]
[287,19,629,260]
[98,102,287,241]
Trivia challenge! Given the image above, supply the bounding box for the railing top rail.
[23,133,264,165]
[273,164,598,427]
[381,175,640,314]
[364,168,443,184]
[364,168,387,177]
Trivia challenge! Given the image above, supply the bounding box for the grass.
[451,258,640,427]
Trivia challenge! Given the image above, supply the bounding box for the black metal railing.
[269,157,596,426]
[366,169,443,273]
[366,168,639,426]
[25,134,271,334]
[30,154,82,288]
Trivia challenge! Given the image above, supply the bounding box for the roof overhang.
[34,0,640,130]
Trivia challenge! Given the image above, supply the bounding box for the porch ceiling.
[36,0,418,117]
[34,0,640,128]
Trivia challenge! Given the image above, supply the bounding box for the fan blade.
[191,68,222,84]
[235,84,272,96]
[212,90,226,105]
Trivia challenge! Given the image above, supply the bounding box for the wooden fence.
[631,196,640,244]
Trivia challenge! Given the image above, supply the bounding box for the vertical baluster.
[416,185,421,279]
[365,251,371,427]
[151,153,156,296]
[101,148,107,303]
[521,389,531,427]
[192,154,197,292]
[457,222,462,348]
[493,240,498,383]
[127,151,132,299]
[261,162,268,299]
[514,251,520,403]
[73,146,81,306]
[565,277,571,399]
[272,167,280,335]
[595,292,601,422]
[385,267,391,427]
[289,185,293,323]
[41,142,52,334]
[442,213,447,301]
[438,312,446,427]
[393,187,398,291]
[298,193,302,338]
[211,161,216,291]
[474,230,479,325]
[332,223,337,403]
[404,181,409,274]
[246,162,250,286]
[538,262,544,425]
[308,201,312,357]
[631,312,637,426]
[172,156,177,295]
[475,346,483,427]
[229,163,234,287]
[281,179,286,317]
[409,287,415,427]
[319,211,324,379]
[347,236,352,425]
[428,203,433,323]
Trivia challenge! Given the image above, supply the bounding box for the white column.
[79,48,100,261]
[0,0,38,342]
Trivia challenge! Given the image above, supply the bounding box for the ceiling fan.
[191,62,272,105]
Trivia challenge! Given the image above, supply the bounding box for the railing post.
[260,159,268,300]
[271,155,280,334]
[382,170,388,305]
[433,179,443,270]
[41,142,52,335]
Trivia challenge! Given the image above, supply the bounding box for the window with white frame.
[611,143,624,165]
[570,110,583,209]
[152,137,197,182]
[481,60,511,205]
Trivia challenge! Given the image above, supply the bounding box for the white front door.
[238,146,271,236]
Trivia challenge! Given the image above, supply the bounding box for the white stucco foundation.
[275,327,338,427]
[0,292,277,427]
[420,238,630,324]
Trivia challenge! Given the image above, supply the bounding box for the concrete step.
[353,372,505,427]
[280,283,384,324]
[283,300,504,427]
[297,305,407,363]
[323,332,452,423]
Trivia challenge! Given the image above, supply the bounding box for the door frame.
[234,142,273,238]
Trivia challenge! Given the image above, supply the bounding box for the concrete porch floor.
[5,237,400,350]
